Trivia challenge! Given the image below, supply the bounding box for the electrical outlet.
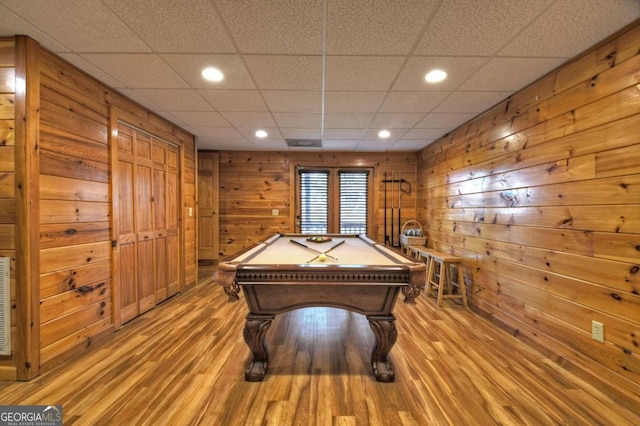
[592,320,604,343]
[272,209,279,216]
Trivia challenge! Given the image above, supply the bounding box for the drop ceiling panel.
[324,113,374,129]
[379,91,450,113]
[2,1,638,152]
[326,0,439,55]
[272,112,322,128]
[216,0,323,54]
[162,54,256,90]
[191,127,243,139]
[134,89,212,111]
[244,55,323,90]
[0,5,70,52]
[414,0,555,56]
[460,57,567,92]
[369,113,424,129]
[324,92,386,113]
[220,112,278,128]
[325,56,405,91]
[198,90,268,112]
[391,140,434,151]
[103,0,235,53]
[0,0,150,52]
[261,91,322,112]
[280,128,322,139]
[80,54,189,89]
[169,111,231,127]
[500,0,640,57]
[392,56,489,91]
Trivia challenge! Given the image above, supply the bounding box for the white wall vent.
[0,257,10,355]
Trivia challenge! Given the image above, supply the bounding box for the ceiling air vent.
[285,139,322,148]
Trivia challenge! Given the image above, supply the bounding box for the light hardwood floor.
[0,266,638,425]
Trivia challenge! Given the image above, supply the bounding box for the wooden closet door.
[134,133,156,315]
[197,152,219,260]
[116,126,138,324]
[166,144,180,297]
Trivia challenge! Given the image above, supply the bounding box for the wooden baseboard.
[470,303,640,411]
[0,366,17,381]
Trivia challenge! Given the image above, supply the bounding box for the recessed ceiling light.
[378,130,391,139]
[425,69,447,83]
[201,67,224,82]
[255,130,268,138]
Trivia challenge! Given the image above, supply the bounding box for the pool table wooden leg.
[243,313,275,382]
[367,315,397,382]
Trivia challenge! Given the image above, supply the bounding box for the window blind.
[339,171,368,234]
[299,171,328,234]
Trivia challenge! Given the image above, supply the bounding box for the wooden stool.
[425,252,468,308]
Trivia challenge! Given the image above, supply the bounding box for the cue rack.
[382,171,411,247]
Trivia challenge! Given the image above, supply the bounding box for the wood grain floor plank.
[0,265,638,425]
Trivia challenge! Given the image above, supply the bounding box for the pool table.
[215,233,426,382]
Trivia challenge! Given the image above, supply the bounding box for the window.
[297,168,371,235]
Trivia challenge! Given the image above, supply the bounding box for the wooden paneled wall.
[0,39,16,380]
[217,151,417,257]
[1,36,197,380]
[416,22,640,404]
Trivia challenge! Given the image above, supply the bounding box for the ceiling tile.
[198,90,268,112]
[433,91,511,114]
[355,140,395,151]
[190,127,243,138]
[414,0,554,56]
[415,112,477,129]
[134,89,212,111]
[280,128,322,139]
[402,128,447,140]
[162,54,256,90]
[104,0,235,53]
[322,129,365,139]
[0,0,150,52]
[272,113,322,128]
[196,137,224,150]
[324,113,374,129]
[0,4,70,52]
[322,140,359,151]
[261,91,322,112]
[326,0,439,55]
[236,127,283,139]
[220,112,277,128]
[325,91,386,113]
[216,0,323,54]
[325,56,405,91]
[500,0,640,57]
[251,139,290,151]
[362,128,408,141]
[460,57,567,92]
[244,55,322,90]
[202,137,255,150]
[370,113,424,129]
[168,111,230,127]
[392,56,488,91]
[379,91,450,113]
[80,54,188,88]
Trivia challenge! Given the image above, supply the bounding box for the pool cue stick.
[290,239,338,260]
[390,171,395,246]
[306,240,344,263]
[398,171,402,246]
[383,171,389,245]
